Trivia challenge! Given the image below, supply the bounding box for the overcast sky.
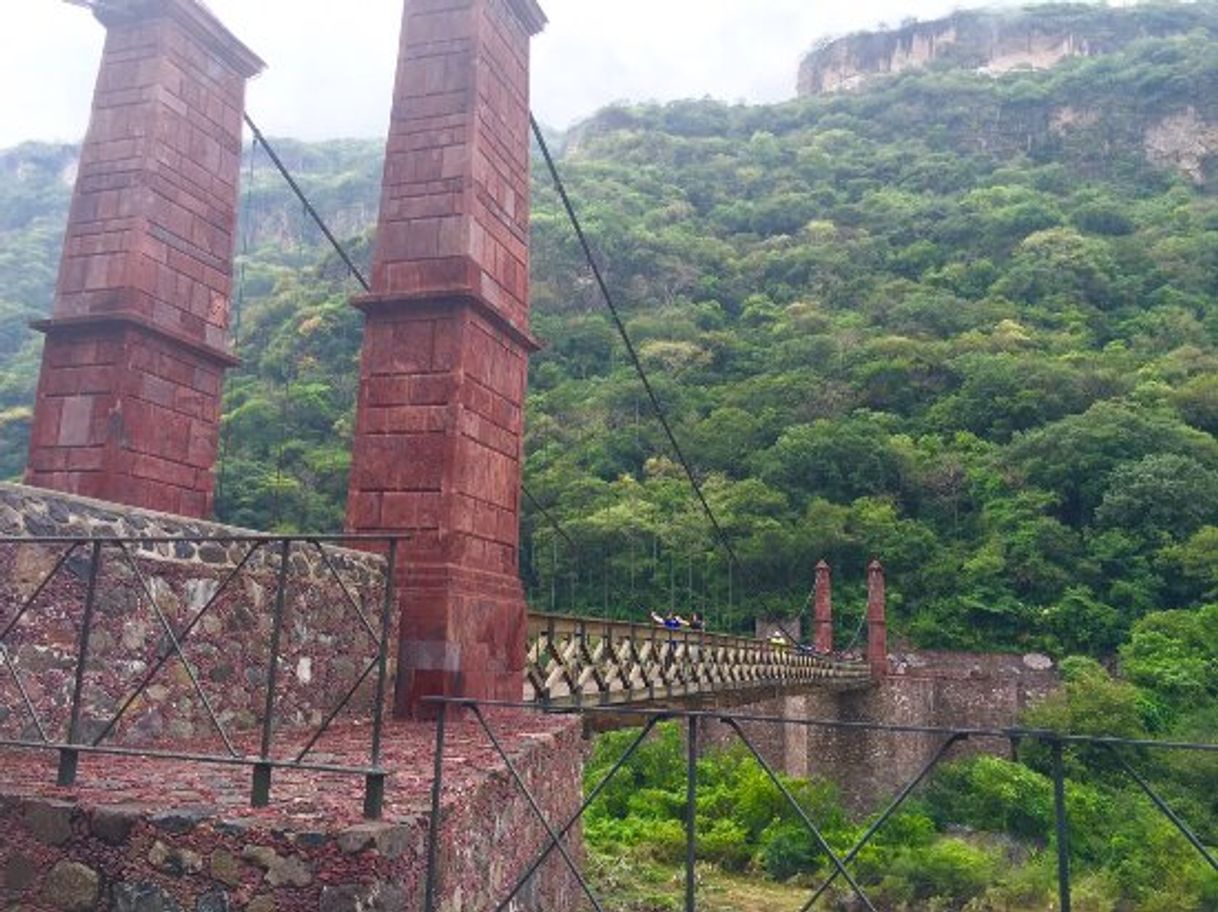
[2,0,1005,147]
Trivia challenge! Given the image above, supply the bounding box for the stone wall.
[0,712,585,912]
[697,649,1058,811]
[0,482,395,749]
[801,648,1060,810]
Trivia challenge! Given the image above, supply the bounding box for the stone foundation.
[0,482,588,910]
[0,483,393,747]
[806,649,1059,809]
[699,650,1059,810]
[0,710,584,912]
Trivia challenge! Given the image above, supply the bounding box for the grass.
[587,852,813,912]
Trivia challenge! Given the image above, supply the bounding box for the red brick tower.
[346,0,547,715]
[814,559,834,653]
[25,0,263,518]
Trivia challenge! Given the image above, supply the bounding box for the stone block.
[318,882,407,912]
[23,800,75,846]
[149,808,206,834]
[111,882,183,912]
[208,850,243,889]
[42,862,98,912]
[148,840,204,876]
[89,804,144,844]
[264,855,312,889]
[1,855,37,894]
[195,892,229,912]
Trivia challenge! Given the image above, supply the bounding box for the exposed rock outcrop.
[798,5,1218,96]
[1144,106,1218,185]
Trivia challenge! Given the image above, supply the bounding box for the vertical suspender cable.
[217,135,259,513]
[530,115,744,580]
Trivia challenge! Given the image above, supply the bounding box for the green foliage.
[927,755,1055,841]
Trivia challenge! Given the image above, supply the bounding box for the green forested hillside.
[3,5,1218,660]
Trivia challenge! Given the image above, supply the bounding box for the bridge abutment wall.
[703,650,1059,811]
[0,482,588,911]
[0,713,585,912]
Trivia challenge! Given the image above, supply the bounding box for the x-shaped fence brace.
[0,534,404,819]
[421,700,1218,912]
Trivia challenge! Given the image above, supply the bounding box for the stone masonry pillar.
[346,0,547,716]
[25,0,263,519]
[814,559,834,653]
[867,560,888,677]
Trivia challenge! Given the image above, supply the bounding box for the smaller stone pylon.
[867,560,888,677]
[814,560,834,653]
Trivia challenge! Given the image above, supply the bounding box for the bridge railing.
[0,533,405,819]
[421,697,1218,912]
[525,611,872,707]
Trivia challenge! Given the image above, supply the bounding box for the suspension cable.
[243,112,577,557]
[522,485,576,550]
[217,133,258,511]
[244,113,370,291]
[529,115,745,579]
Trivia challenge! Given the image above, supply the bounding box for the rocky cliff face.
[798,4,1218,96]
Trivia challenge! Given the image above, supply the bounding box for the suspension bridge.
[6,4,1175,912]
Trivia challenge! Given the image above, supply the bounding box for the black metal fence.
[0,534,404,819]
[421,698,1218,912]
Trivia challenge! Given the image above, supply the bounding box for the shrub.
[760,823,819,881]
[927,756,1054,841]
[887,837,1000,904]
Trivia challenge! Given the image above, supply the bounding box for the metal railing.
[421,698,1218,912]
[0,533,405,819]
[526,612,872,707]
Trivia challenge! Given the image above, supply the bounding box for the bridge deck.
[525,612,873,708]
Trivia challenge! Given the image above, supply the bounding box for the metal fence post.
[364,537,397,820]
[59,539,103,787]
[1052,739,1072,912]
[424,702,448,912]
[253,537,291,808]
[686,714,698,912]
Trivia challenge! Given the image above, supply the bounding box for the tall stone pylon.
[346,0,547,716]
[25,0,263,518]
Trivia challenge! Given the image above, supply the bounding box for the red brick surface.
[26,0,262,519]
[348,0,546,715]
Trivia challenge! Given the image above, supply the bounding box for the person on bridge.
[688,612,705,631]
[650,611,686,630]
